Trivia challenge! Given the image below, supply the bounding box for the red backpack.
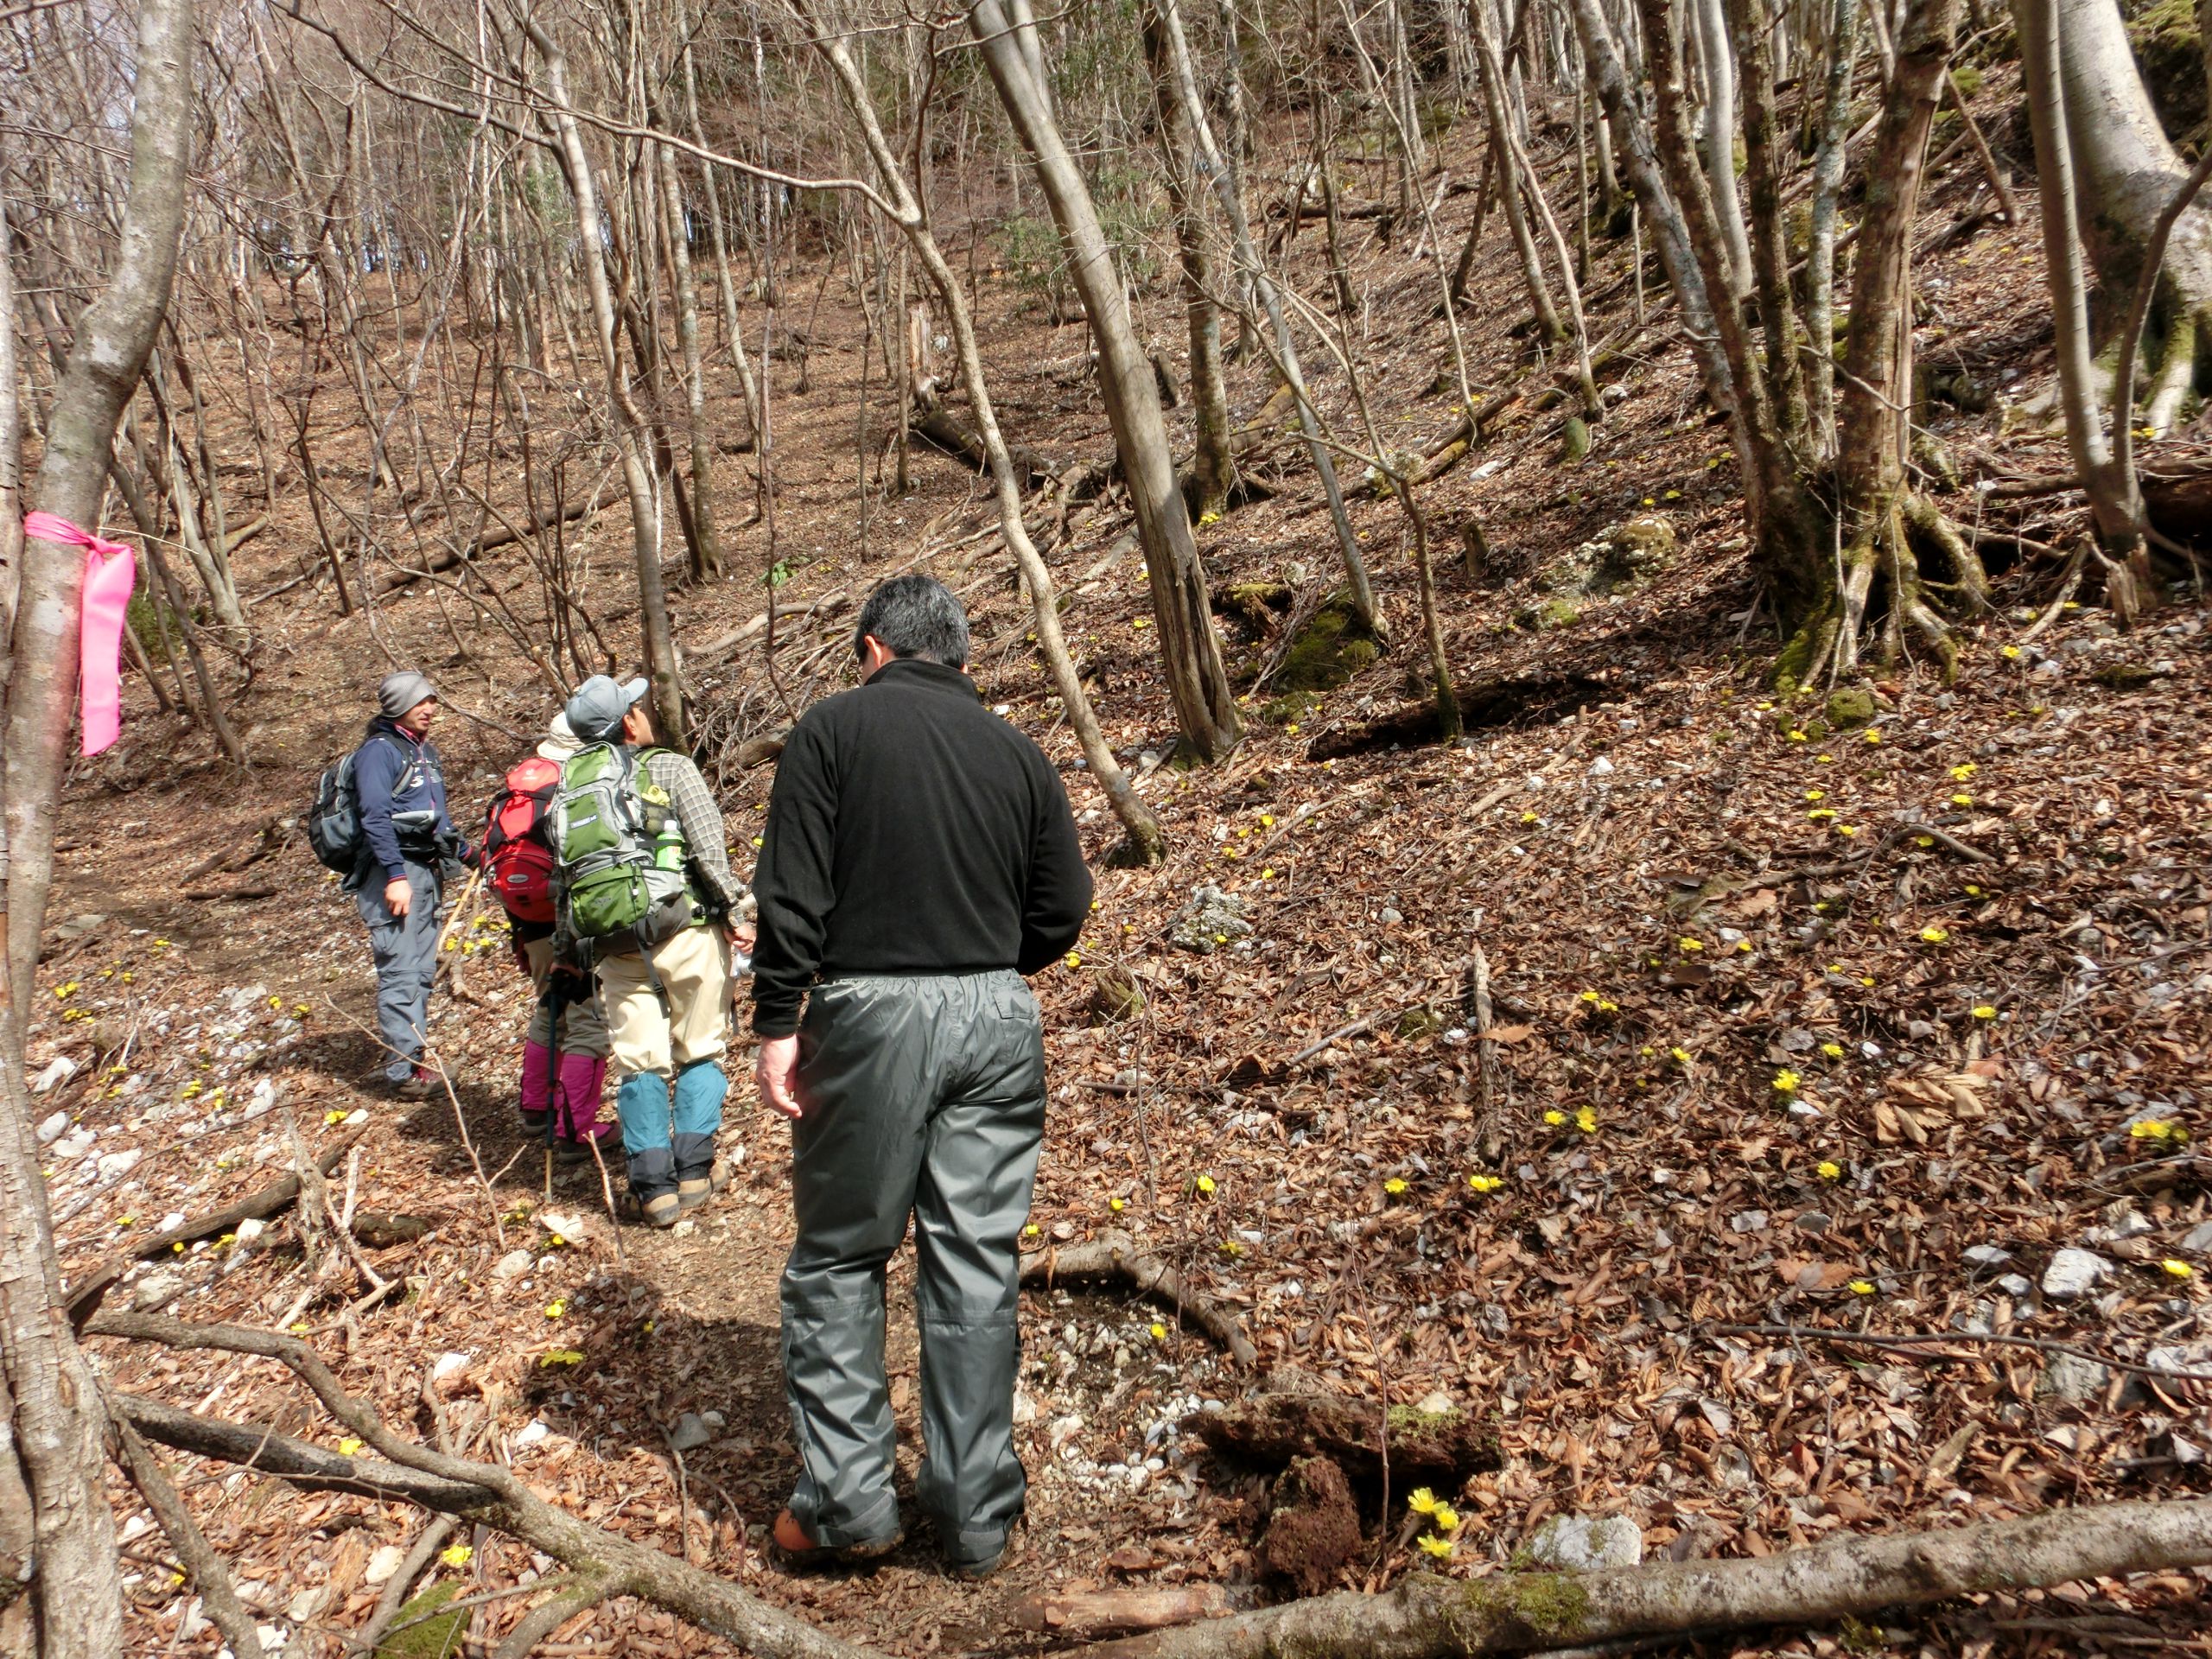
[483,756,562,924]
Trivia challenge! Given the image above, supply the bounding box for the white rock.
[1588,756,1614,776]
[119,1515,154,1546]
[97,1148,143,1180]
[493,1249,534,1281]
[668,1413,713,1453]
[1048,1414,1085,1450]
[130,1272,187,1313]
[1962,1245,2013,1268]
[431,1351,472,1383]
[36,1109,69,1145]
[343,1109,370,1127]
[32,1056,79,1095]
[53,1129,95,1160]
[1012,1390,1038,1427]
[1527,1513,1644,1571]
[232,1218,265,1246]
[2042,1248,2110,1299]
[514,1421,550,1448]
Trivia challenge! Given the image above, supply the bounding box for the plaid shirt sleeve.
[649,752,742,912]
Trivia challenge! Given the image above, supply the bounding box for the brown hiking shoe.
[634,1191,682,1229]
[770,1509,903,1569]
[677,1156,734,1211]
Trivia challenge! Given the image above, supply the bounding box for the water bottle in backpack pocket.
[550,744,696,949]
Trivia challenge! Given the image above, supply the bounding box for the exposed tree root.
[1775,492,1984,691]
[93,1313,893,1659]
[1020,1229,1260,1368]
[1194,1391,1499,1482]
[1079,1498,2212,1659]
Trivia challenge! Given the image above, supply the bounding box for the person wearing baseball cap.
[350,670,474,1098]
[553,675,752,1225]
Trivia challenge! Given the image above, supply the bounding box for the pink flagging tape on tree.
[23,511,138,757]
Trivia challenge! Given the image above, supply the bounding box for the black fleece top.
[750,658,1093,1037]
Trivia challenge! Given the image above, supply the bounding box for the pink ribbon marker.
[23,511,138,757]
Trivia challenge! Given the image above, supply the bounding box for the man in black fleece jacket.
[751,574,1090,1579]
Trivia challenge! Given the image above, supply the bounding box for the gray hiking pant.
[355,859,442,1084]
[780,971,1045,1565]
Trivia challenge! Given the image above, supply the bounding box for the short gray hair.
[853,574,969,667]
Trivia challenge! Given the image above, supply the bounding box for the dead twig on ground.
[1020,1230,1259,1367]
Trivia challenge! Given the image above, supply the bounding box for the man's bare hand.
[384,877,412,918]
[756,1034,802,1120]
[728,920,758,953]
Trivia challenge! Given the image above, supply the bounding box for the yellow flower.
[2001,645,2021,659]
[1109,1197,1126,1212]
[1065,951,1082,968]
[1383,1177,1409,1197]
[1220,1240,1244,1257]
[1670,1046,1691,1064]
[1807,808,1836,822]
[1259,814,1275,828]
[1543,1109,1567,1126]
[2163,1259,2194,1279]
[2130,1120,2183,1142]
[1678,938,1703,954]
[1193,1174,1216,1195]
[337,1437,364,1456]
[1574,1106,1598,1134]
[1416,1534,1455,1559]
[1804,789,1825,802]
[1149,1322,1168,1341]
[1521,811,1538,823]
[1864,729,1881,745]
[544,1300,568,1319]
[1920,926,1949,944]
[1950,763,1976,781]
[1581,989,1601,1003]
[1816,1160,1842,1181]
[1772,1070,1800,1093]
[1836,824,1858,836]
[440,1544,474,1568]
[1286,723,1300,734]
[1408,1487,1440,1515]
[1816,753,1834,764]
[1964,884,1983,897]
[289,1322,311,1335]
[1023,1224,1041,1237]
[1261,868,1275,880]
[1848,1279,1876,1295]
[1950,792,1973,808]
[115,1215,135,1229]
[1431,1504,1461,1532]
[1786,730,1808,742]
[1467,1174,1503,1194]
[325,1109,346,1126]
[1972,1005,1997,1021]
[1821,1042,1845,1058]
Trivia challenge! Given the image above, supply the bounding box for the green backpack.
[550,744,696,946]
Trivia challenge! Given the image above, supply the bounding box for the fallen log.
[65,1127,369,1325]
[689,594,853,668]
[378,498,599,594]
[96,1315,893,1659]
[1194,1391,1499,1482]
[1080,1497,2212,1659]
[1010,1586,1235,1639]
[1020,1229,1259,1368]
[911,396,1058,488]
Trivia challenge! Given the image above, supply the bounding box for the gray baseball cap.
[378,670,438,720]
[564,675,648,741]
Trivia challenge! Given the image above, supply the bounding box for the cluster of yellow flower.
[1408,1488,1461,1559]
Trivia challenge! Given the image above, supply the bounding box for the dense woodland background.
[2,0,2210,1654]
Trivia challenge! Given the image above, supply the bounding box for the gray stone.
[1962,1244,2013,1268]
[2145,1341,2212,1379]
[1997,1274,2034,1298]
[493,1249,534,1281]
[36,1109,69,1145]
[2037,1351,2113,1402]
[1171,885,1255,955]
[668,1413,712,1453]
[130,1271,187,1313]
[2042,1248,2111,1300]
[1729,1211,1769,1234]
[1527,1513,1644,1572]
[2181,1221,2212,1254]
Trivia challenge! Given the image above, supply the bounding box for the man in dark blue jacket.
[350,671,472,1098]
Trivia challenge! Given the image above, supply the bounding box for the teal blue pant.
[617,1060,726,1199]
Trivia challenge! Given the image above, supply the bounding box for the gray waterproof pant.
[355,859,442,1084]
[781,971,1045,1565]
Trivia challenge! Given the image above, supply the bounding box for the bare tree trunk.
[658,143,726,581]
[1155,0,1383,637]
[800,6,1168,861]
[2017,0,2152,568]
[1142,10,1234,522]
[525,20,686,741]
[1695,0,1754,297]
[0,12,194,1655]
[968,0,1242,764]
[1803,0,1859,449]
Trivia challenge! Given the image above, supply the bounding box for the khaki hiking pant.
[597,921,731,1084]
[521,935,609,1058]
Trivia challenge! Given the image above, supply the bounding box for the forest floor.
[22,71,2212,1659]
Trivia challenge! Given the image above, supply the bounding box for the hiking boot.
[553,1136,601,1166]
[391,1068,438,1102]
[677,1155,734,1211]
[634,1191,682,1228]
[519,1109,552,1136]
[771,1509,903,1569]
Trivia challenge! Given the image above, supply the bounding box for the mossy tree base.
[1773,488,1986,694]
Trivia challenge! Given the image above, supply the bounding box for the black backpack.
[308,734,432,874]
